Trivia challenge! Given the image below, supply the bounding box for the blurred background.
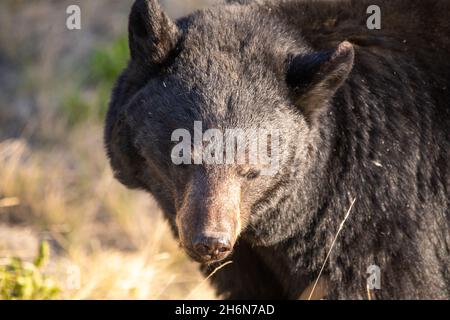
[0,0,219,300]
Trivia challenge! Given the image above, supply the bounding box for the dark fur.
[105,0,450,299]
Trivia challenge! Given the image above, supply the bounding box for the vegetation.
[0,242,60,300]
[62,36,129,126]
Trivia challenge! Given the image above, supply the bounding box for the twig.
[308,196,357,300]
[367,284,373,300]
[185,261,233,299]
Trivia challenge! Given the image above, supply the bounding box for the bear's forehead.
[175,6,301,67]
[140,6,303,130]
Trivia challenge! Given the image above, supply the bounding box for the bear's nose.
[193,234,231,261]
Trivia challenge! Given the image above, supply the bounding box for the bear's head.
[105,0,354,264]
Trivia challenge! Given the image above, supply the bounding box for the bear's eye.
[246,169,260,180]
[238,168,260,180]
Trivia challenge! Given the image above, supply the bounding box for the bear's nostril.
[195,243,211,256]
[193,234,231,261]
[218,246,228,253]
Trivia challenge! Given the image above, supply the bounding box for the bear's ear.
[286,41,354,120]
[129,0,180,68]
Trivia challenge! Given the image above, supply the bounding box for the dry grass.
[306,197,356,300]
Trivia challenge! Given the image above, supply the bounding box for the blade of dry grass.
[185,261,233,300]
[307,196,357,300]
[0,197,20,208]
[367,284,373,300]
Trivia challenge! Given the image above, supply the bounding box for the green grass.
[0,241,60,300]
[90,35,129,85]
[62,35,129,126]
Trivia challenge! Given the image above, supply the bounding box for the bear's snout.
[179,215,238,263]
[176,171,242,264]
[193,232,232,262]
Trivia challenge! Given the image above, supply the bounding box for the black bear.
[105,0,450,299]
